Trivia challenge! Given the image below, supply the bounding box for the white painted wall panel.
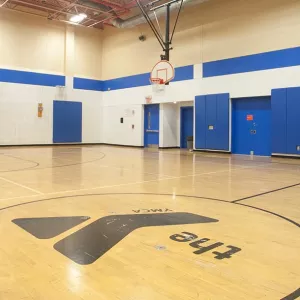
[1,65,300,147]
[160,103,178,148]
[0,81,102,145]
[68,88,102,143]
[0,83,54,145]
[202,65,300,98]
[102,80,198,107]
[101,65,300,147]
[102,104,143,146]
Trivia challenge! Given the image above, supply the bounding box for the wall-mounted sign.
[38,103,43,118]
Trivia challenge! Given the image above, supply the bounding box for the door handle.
[148,112,151,129]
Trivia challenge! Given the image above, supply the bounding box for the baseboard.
[101,143,144,148]
[272,153,300,159]
[159,147,180,149]
[194,149,231,154]
[0,143,102,148]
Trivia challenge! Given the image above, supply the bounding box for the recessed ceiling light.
[70,13,87,23]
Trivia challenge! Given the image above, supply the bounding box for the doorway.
[232,97,271,156]
[180,106,193,148]
[144,104,160,147]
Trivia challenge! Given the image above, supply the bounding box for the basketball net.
[151,78,165,94]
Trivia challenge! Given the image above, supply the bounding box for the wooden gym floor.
[0,145,299,300]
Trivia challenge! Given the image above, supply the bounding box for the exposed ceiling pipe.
[78,0,112,12]
[10,0,100,21]
[109,0,208,28]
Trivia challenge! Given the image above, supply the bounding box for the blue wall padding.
[195,93,229,150]
[287,87,300,154]
[271,87,300,155]
[271,89,287,154]
[195,95,206,149]
[53,101,82,143]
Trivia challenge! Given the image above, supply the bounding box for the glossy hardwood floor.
[0,145,299,300]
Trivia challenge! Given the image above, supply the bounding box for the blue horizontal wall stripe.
[73,77,103,91]
[173,65,194,82]
[2,46,300,89]
[103,73,150,91]
[0,65,192,91]
[203,47,300,78]
[102,64,194,91]
[0,68,65,86]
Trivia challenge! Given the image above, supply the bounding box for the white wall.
[102,104,143,146]
[100,63,300,147]
[159,103,178,148]
[0,83,54,145]
[101,0,300,79]
[1,0,300,147]
[0,78,102,145]
[202,65,300,98]
[101,79,196,147]
[2,62,300,146]
[0,9,103,146]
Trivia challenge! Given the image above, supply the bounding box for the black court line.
[232,183,300,203]
[235,202,300,228]
[0,192,299,299]
[0,193,228,213]
[281,288,300,300]
[0,153,40,173]
[0,150,106,173]
[0,192,298,229]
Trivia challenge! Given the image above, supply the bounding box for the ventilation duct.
[80,0,208,28]
[111,0,208,28]
[78,0,112,12]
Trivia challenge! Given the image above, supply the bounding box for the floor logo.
[12,213,218,265]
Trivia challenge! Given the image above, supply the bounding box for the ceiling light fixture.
[70,13,87,23]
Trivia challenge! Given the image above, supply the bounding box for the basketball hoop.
[150,60,175,84]
[150,60,174,95]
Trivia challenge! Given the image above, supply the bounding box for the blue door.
[232,97,271,156]
[180,107,194,148]
[144,104,159,147]
[53,101,82,143]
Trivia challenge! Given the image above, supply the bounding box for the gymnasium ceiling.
[0,0,207,29]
